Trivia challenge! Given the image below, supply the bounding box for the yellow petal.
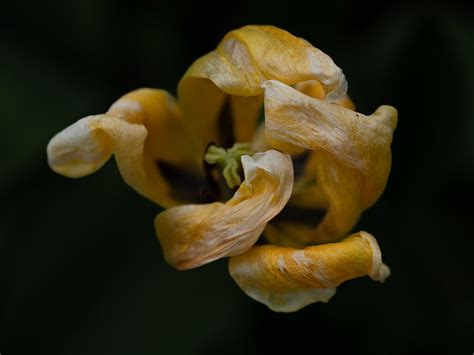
[264,80,397,244]
[231,95,264,142]
[295,79,355,110]
[271,79,354,210]
[229,231,390,312]
[178,25,347,150]
[47,115,115,178]
[47,88,203,207]
[259,80,353,247]
[155,150,293,270]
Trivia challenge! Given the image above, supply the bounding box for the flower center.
[204,142,252,189]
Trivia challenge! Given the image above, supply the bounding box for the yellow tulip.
[47,25,397,312]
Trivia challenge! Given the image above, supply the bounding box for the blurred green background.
[1,0,473,354]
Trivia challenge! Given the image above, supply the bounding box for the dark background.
[1,0,473,354]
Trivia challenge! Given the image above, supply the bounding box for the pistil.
[204,143,252,189]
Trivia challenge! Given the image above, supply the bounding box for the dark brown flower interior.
[155,96,238,204]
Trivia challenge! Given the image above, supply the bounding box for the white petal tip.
[47,115,113,178]
[359,231,391,283]
[373,263,391,283]
[260,79,278,90]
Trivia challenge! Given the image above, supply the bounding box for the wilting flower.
[47,25,397,312]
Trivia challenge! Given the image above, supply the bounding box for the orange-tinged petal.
[229,231,390,312]
[271,80,354,212]
[295,79,355,110]
[231,95,264,142]
[47,88,203,208]
[155,150,293,270]
[263,80,397,244]
[264,221,321,248]
[178,25,347,151]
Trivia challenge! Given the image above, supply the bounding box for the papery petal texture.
[295,79,355,110]
[263,80,397,244]
[155,150,293,270]
[229,231,390,312]
[47,89,203,207]
[178,25,347,152]
[265,80,354,209]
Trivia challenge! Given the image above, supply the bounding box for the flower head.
[47,25,397,312]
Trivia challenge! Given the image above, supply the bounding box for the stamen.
[204,142,252,189]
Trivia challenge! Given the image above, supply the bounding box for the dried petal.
[295,79,355,110]
[264,80,397,244]
[155,150,293,270]
[178,25,347,150]
[47,89,202,207]
[229,231,390,312]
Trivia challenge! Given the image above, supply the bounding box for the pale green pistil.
[204,143,252,189]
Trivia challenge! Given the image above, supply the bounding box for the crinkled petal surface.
[264,80,397,244]
[278,79,355,202]
[229,231,390,312]
[155,150,293,270]
[47,89,203,207]
[178,25,347,152]
[295,79,355,110]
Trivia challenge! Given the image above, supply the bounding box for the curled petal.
[264,79,397,172]
[155,150,293,270]
[47,115,114,178]
[47,89,203,207]
[264,80,397,243]
[178,25,347,149]
[229,231,390,312]
[295,79,355,110]
[181,25,346,98]
[270,79,354,217]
